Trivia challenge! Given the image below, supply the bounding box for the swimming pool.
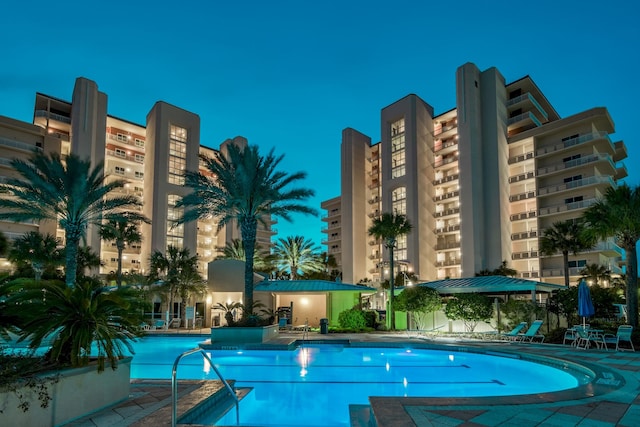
[128,336,587,426]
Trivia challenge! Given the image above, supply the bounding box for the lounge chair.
[516,320,544,343]
[167,318,181,329]
[153,319,166,330]
[278,318,289,330]
[603,325,635,352]
[499,322,527,341]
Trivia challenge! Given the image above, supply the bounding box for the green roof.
[255,280,377,293]
[415,276,565,294]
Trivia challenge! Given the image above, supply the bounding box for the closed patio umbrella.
[578,279,595,329]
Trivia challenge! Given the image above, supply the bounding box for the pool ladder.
[171,348,239,426]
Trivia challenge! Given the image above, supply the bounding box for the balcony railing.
[508,151,534,165]
[433,174,459,185]
[506,93,549,120]
[433,139,457,153]
[510,210,537,221]
[517,271,540,279]
[434,155,458,168]
[511,230,538,241]
[0,137,43,153]
[509,171,535,183]
[34,110,71,124]
[537,175,614,196]
[537,153,614,177]
[508,111,542,127]
[509,190,536,202]
[536,131,611,156]
[538,198,597,216]
[435,241,460,250]
[435,224,461,234]
[436,258,460,267]
[106,149,144,163]
[433,190,459,202]
[512,250,538,260]
[434,207,460,218]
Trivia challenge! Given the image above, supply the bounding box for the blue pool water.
[128,336,584,426]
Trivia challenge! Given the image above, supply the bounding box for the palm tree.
[368,213,412,330]
[0,152,141,288]
[579,263,612,287]
[1,277,145,370]
[148,245,203,324]
[7,231,62,281]
[99,212,150,288]
[582,183,640,327]
[76,245,104,279]
[216,238,273,273]
[272,235,324,279]
[539,220,594,287]
[176,144,316,316]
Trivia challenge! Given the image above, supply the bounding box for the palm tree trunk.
[389,248,396,331]
[241,218,258,318]
[65,230,81,288]
[33,262,43,281]
[116,243,124,288]
[626,244,638,327]
[562,251,570,287]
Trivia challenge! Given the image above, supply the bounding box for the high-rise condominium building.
[0,77,275,277]
[324,62,627,288]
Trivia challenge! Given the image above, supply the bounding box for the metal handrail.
[171,347,239,426]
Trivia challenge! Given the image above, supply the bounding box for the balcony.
[368,181,380,189]
[509,190,536,202]
[537,175,614,197]
[34,110,71,124]
[433,138,457,154]
[512,250,538,260]
[435,224,461,234]
[537,153,615,177]
[434,155,459,168]
[434,122,458,138]
[107,133,146,151]
[511,230,538,241]
[585,241,624,257]
[0,137,43,153]
[435,241,460,251]
[433,190,459,202]
[434,207,460,218]
[538,198,597,217]
[536,131,613,157]
[369,196,380,204]
[508,151,534,165]
[436,258,460,267]
[506,93,549,120]
[106,149,144,164]
[433,174,459,186]
[507,111,542,128]
[510,210,537,221]
[509,171,535,184]
[517,271,540,279]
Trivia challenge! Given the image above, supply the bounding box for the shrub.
[444,293,493,332]
[338,308,367,330]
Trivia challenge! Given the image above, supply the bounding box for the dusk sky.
[1,1,638,247]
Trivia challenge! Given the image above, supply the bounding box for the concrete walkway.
[62,330,640,427]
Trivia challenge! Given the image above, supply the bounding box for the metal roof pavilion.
[414,276,565,296]
[255,280,377,293]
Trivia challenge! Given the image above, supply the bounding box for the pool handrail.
[171,347,239,427]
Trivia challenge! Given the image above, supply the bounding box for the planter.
[211,325,279,344]
[0,357,132,427]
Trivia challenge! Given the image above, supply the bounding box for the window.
[562,154,581,163]
[394,235,407,261]
[509,89,522,99]
[134,171,144,179]
[116,133,128,142]
[392,187,406,215]
[568,260,587,268]
[115,148,126,158]
[115,166,125,175]
[564,175,582,183]
[135,154,145,163]
[391,118,405,136]
[135,138,145,148]
[509,108,522,118]
[562,134,579,142]
[166,195,184,249]
[565,196,584,204]
[390,119,406,179]
[169,124,187,185]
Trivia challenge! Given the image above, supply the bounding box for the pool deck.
[62,330,640,427]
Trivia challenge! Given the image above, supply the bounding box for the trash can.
[320,318,329,334]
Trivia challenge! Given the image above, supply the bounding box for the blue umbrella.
[578,279,595,329]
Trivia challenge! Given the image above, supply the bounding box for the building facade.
[0,77,275,278]
[325,62,627,288]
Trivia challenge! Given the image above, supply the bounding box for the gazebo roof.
[255,280,377,293]
[414,276,565,294]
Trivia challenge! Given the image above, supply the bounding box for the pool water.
[128,337,583,426]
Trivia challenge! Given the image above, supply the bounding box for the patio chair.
[499,322,527,341]
[153,319,166,330]
[515,320,545,343]
[603,325,635,352]
[278,317,289,330]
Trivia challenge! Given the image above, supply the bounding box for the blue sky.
[1,0,638,247]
